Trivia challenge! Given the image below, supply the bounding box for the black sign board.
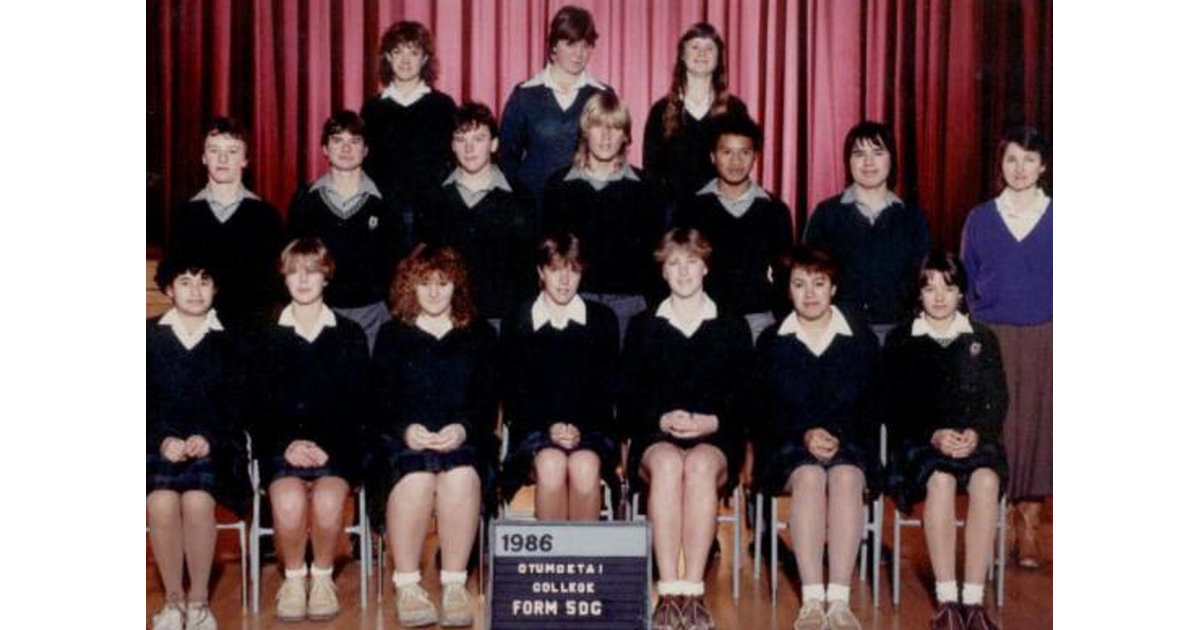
[487,521,651,629]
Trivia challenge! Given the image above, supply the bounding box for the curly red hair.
[389,244,475,328]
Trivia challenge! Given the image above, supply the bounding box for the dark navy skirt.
[500,429,620,501]
[367,443,497,527]
[887,441,1009,514]
[755,439,882,501]
[147,452,250,515]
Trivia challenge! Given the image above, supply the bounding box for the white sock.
[657,581,693,596]
[962,582,984,605]
[440,570,468,586]
[801,584,826,604]
[284,566,308,580]
[310,565,334,578]
[392,571,421,588]
[678,581,704,596]
[826,583,850,604]
[935,580,959,603]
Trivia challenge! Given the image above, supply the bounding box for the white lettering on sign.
[531,581,596,594]
[516,562,602,575]
[511,600,559,616]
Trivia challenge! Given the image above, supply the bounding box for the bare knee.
[926,471,958,499]
[270,480,309,527]
[968,469,1000,500]
[440,466,481,496]
[828,465,865,493]
[567,451,601,493]
[389,472,436,505]
[643,446,685,485]
[181,490,215,520]
[683,448,726,486]
[789,465,826,496]
[310,481,349,527]
[534,449,569,489]
[147,490,181,525]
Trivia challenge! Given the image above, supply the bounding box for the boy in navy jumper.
[288,110,405,351]
[674,113,794,341]
[161,117,285,331]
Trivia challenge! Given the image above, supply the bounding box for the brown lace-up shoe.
[930,602,966,630]
[961,605,1000,630]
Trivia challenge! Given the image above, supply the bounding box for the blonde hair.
[573,92,631,169]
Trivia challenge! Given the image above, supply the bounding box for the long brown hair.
[661,23,733,141]
[389,244,475,328]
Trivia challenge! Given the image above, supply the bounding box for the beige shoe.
[825,601,863,630]
[150,602,185,630]
[185,602,218,630]
[440,582,474,627]
[275,575,308,622]
[793,599,827,630]
[394,582,438,627]
[307,573,340,620]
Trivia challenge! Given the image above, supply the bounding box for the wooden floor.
[146,496,1051,629]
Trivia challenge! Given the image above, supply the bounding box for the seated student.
[161,116,285,331]
[288,110,406,352]
[147,258,250,630]
[621,228,752,630]
[500,231,620,520]
[752,246,881,630]
[674,113,795,341]
[543,92,665,341]
[803,120,931,344]
[371,245,499,628]
[248,238,370,622]
[416,102,535,330]
[883,251,1008,630]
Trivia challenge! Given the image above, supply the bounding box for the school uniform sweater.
[248,315,370,483]
[674,191,794,315]
[542,166,666,299]
[642,95,749,208]
[498,81,612,212]
[415,182,537,319]
[500,299,620,440]
[164,198,286,327]
[361,91,457,213]
[803,194,931,326]
[286,186,406,308]
[960,200,1053,325]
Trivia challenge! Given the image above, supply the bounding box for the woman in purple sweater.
[960,126,1052,570]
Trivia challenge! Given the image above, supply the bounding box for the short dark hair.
[155,255,218,294]
[204,116,249,149]
[321,110,366,147]
[842,120,898,188]
[546,6,598,62]
[535,231,586,271]
[654,227,713,265]
[995,125,1051,193]
[377,21,438,85]
[915,249,967,313]
[779,245,840,288]
[453,101,499,139]
[709,112,763,153]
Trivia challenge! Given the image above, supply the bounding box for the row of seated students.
[149,230,1006,630]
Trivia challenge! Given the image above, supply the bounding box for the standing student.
[416,102,535,328]
[288,111,405,352]
[884,251,1008,630]
[960,125,1053,570]
[643,22,749,214]
[752,246,881,630]
[542,92,665,339]
[621,228,752,630]
[499,5,613,215]
[674,113,794,341]
[371,246,499,628]
[500,232,620,520]
[362,20,457,248]
[161,117,285,331]
[148,259,250,630]
[249,238,370,622]
[803,121,931,344]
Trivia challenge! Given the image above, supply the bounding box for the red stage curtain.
[147,0,1051,252]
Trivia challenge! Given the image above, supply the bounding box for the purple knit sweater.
[960,199,1053,325]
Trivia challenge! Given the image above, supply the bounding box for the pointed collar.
[382,81,432,107]
[531,294,587,331]
[159,307,224,350]
[777,306,854,357]
[277,303,337,343]
[655,294,718,338]
[911,311,974,341]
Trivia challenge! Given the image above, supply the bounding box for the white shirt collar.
[531,294,588,331]
[277,303,337,343]
[563,162,641,187]
[159,307,224,350]
[995,187,1051,241]
[521,65,604,110]
[383,81,432,107]
[655,294,718,338]
[442,165,513,192]
[309,172,382,198]
[911,311,974,341]
[777,306,854,357]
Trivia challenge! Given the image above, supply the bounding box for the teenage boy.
[287,110,405,351]
[415,102,536,330]
[674,113,796,341]
[162,117,285,331]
